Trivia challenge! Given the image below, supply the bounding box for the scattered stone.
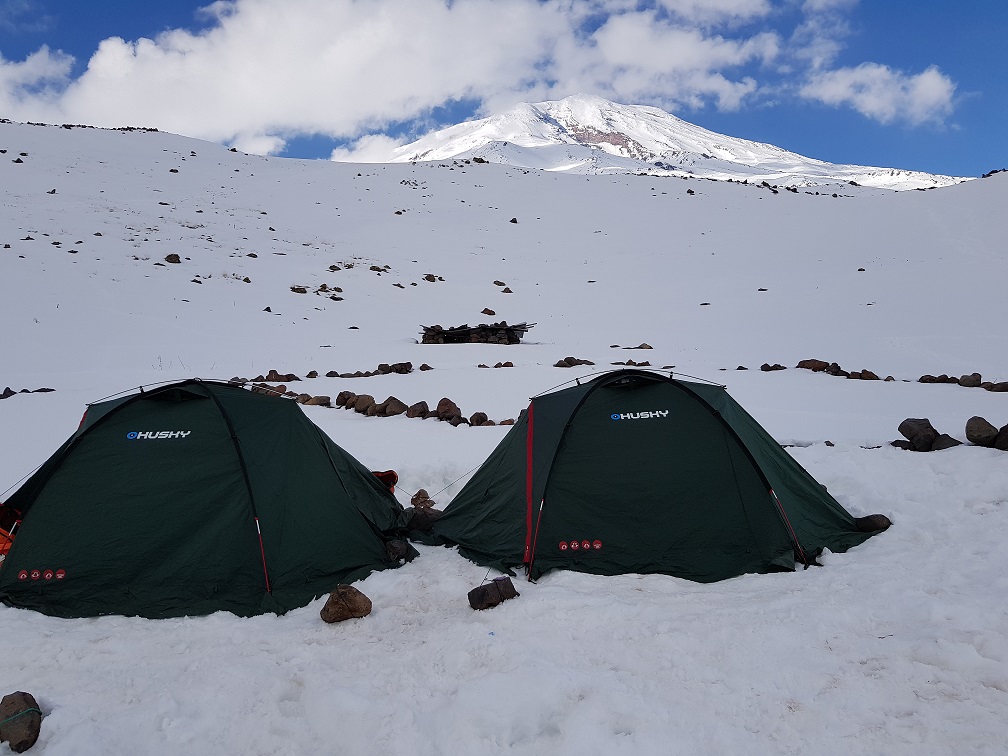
[419,364,433,371]
[304,395,331,407]
[0,690,42,753]
[335,391,356,408]
[986,382,1008,393]
[469,411,488,426]
[290,286,308,294]
[890,439,912,450]
[500,419,516,425]
[306,370,318,378]
[165,253,181,264]
[509,217,518,224]
[995,425,1008,452]
[965,416,998,446]
[325,370,338,378]
[320,585,372,623]
[736,365,748,371]
[760,363,786,372]
[502,287,513,293]
[481,308,496,316]
[423,273,437,282]
[959,373,982,388]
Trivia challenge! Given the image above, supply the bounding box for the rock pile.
[420,321,533,345]
[795,359,889,380]
[965,416,1008,450]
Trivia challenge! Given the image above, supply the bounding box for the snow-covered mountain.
[388,94,966,191]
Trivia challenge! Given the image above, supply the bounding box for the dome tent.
[0,379,414,618]
[431,370,888,582]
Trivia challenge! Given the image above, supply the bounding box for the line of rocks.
[232,362,431,385]
[1,387,55,400]
[796,358,1007,389]
[332,392,514,427]
[893,416,1008,452]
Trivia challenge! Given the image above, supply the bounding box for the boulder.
[405,506,443,533]
[760,363,786,372]
[382,397,408,416]
[796,358,829,372]
[334,391,355,407]
[304,395,331,407]
[995,425,1008,452]
[325,370,339,377]
[469,412,489,426]
[419,363,434,371]
[0,691,42,753]
[860,369,880,380]
[406,400,429,419]
[410,489,434,508]
[164,253,181,264]
[436,398,462,422]
[320,585,372,623]
[897,418,939,452]
[468,577,520,610]
[965,416,998,447]
[959,373,982,388]
[353,394,375,414]
[986,382,1008,393]
[306,370,318,379]
[930,433,962,451]
[854,514,892,532]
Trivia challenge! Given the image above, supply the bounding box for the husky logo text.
[126,431,192,440]
[610,411,669,420]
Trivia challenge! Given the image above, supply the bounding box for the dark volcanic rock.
[965,416,998,447]
[898,418,939,452]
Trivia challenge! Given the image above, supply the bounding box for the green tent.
[431,370,888,582]
[0,380,414,618]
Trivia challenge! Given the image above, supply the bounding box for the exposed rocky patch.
[1,387,55,400]
[421,321,533,345]
[892,415,1008,452]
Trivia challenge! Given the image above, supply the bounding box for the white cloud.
[0,0,960,152]
[800,63,955,125]
[330,134,407,163]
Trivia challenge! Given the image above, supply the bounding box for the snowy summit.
[387,94,967,190]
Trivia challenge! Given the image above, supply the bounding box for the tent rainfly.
[430,370,889,582]
[0,379,414,618]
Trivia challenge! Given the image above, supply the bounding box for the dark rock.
[854,514,892,532]
[304,395,331,407]
[385,539,411,561]
[959,373,982,388]
[736,365,748,371]
[986,382,1008,393]
[760,363,786,372]
[406,400,429,419]
[419,363,433,371]
[334,391,355,407]
[411,489,434,508]
[353,394,375,414]
[325,370,339,377]
[1,387,15,400]
[995,425,1008,452]
[860,369,880,380]
[320,585,372,623]
[481,308,496,316]
[500,419,515,425]
[796,359,829,372]
[382,397,408,416]
[306,370,318,379]
[165,253,181,264]
[509,217,518,224]
[890,439,912,450]
[931,433,962,451]
[436,397,461,422]
[965,416,998,446]
[898,418,938,452]
[469,411,488,426]
[468,577,519,610]
[0,691,42,753]
[405,506,443,533]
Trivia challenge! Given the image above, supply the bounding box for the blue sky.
[1,0,1004,176]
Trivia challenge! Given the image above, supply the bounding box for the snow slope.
[383,94,969,191]
[1,119,1007,755]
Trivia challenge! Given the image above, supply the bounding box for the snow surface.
[1,120,1007,755]
[382,95,969,191]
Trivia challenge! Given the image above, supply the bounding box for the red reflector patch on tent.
[55,569,66,580]
[593,540,602,550]
[43,569,54,580]
[558,541,568,551]
[30,569,41,580]
[18,570,28,580]
[569,540,580,551]
[581,540,591,550]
